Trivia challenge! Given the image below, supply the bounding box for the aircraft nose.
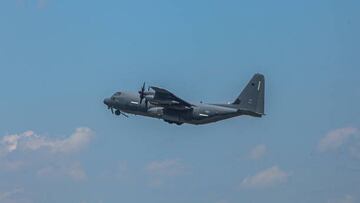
[103,98,111,106]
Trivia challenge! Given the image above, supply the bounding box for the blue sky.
[0,0,359,202]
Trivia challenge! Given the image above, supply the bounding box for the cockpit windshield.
[111,92,122,100]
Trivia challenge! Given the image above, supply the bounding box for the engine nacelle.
[147,107,163,116]
[145,94,154,100]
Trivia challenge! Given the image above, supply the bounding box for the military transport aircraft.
[103,73,265,125]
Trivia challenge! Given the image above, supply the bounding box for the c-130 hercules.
[103,73,265,125]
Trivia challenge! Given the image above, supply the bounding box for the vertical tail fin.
[233,73,265,115]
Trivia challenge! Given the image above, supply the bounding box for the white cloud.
[249,144,267,160]
[318,127,358,152]
[0,127,94,156]
[0,131,34,155]
[240,166,289,189]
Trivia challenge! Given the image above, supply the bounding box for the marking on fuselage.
[199,113,209,117]
[258,81,261,91]
[130,101,139,105]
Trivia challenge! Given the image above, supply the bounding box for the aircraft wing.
[150,86,194,109]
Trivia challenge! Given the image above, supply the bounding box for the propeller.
[138,82,150,104]
[138,82,146,104]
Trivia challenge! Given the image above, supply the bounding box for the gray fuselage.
[104,92,244,125]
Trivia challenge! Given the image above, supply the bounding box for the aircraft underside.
[118,106,241,125]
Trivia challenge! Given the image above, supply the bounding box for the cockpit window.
[111,92,122,100]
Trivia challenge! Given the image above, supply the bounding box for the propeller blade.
[139,82,146,104]
[142,82,145,92]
